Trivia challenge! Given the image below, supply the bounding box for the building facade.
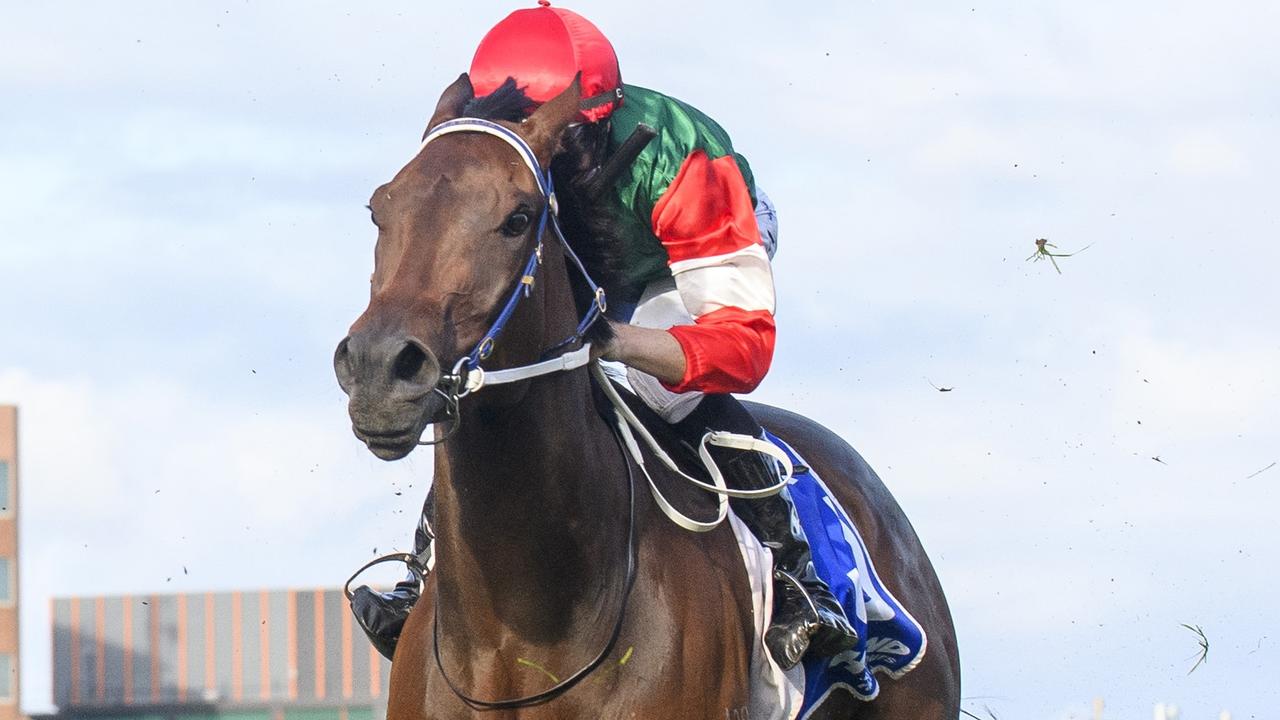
[50,589,388,720]
[0,406,20,720]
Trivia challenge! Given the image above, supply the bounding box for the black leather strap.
[432,393,639,710]
[579,85,623,110]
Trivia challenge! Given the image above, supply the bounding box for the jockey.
[350,1,858,672]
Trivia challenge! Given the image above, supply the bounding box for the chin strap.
[416,346,595,447]
[456,344,593,395]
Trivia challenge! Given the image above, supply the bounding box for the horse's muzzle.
[334,332,446,460]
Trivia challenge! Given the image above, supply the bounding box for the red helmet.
[469,2,622,122]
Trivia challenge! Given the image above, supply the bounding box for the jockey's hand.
[592,321,687,387]
[589,322,618,362]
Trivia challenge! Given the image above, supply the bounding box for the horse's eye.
[501,210,532,237]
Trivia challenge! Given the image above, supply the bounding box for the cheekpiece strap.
[579,86,624,111]
[418,117,607,380]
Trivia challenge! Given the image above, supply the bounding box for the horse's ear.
[426,73,475,131]
[522,75,582,165]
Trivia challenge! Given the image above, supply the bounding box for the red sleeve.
[651,150,777,394]
[666,308,776,394]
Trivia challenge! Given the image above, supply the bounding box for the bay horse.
[334,74,960,719]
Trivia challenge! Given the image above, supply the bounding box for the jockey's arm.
[648,150,777,395]
[597,322,687,386]
[596,150,776,393]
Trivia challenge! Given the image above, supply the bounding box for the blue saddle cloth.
[763,432,927,715]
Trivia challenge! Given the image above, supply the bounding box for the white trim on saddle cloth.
[728,509,805,720]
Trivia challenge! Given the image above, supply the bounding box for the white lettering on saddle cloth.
[822,495,899,626]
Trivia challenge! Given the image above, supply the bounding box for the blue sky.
[2,1,1278,718]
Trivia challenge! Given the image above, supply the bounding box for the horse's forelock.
[461,77,536,123]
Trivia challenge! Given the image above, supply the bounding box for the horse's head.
[334,74,583,460]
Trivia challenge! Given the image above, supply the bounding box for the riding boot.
[350,490,434,661]
[676,396,859,670]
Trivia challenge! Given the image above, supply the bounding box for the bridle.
[415,117,607,445]
[410,117,638,711]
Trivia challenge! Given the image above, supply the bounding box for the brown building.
[0,406,20,720]
[50,588,389,720]
[9,398,389,720]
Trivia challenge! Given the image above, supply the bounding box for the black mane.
[463,78,629,345]
[461,78,536,122]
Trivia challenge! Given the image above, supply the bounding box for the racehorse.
[334,74,961,719]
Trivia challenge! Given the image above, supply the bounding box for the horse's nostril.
[393,341,430,385]
[334,336,355,392]
[339,331,438,396]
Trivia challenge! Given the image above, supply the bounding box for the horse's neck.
[431,366,628,645]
